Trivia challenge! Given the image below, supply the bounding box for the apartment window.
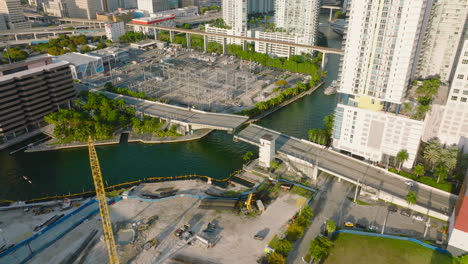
[454,89,460,94]
[463,90,468,95]
[461,98,467,103]
[458,74,464,79]
[463,59,468,65]
[452,96,458,100]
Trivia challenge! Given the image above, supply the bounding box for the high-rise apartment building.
[65,0,103,19]
[222,0,247,32]
[137,0,169,14]
[417,0,468,82]
[332,0,432,167]
[105,21,125,42]
[274,0,320,46]
[423,33,468,150]
[248,0,274,14]
[0,57,75,145]
[0,0,31,30]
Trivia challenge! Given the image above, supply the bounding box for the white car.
[412,214,424,221]
[405,181,414,187]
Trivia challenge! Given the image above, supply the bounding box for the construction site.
[0,135,315,264]
[88,48,306,113]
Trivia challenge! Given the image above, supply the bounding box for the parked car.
[400,209,412,217]
[388,205,398,213]
[344,222,354,227]
[412,214,424,221]
[405,181,415,187]
[355,223,367,229]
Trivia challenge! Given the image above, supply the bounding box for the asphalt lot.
[288,173,445,264]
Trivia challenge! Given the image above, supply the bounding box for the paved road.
[99,91,249,132]
[235,124,457,217]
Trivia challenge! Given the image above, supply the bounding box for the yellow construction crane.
[88,136,120,264]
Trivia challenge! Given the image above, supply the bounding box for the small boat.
[324,80,338,95]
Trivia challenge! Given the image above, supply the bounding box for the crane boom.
[88,136,120,264]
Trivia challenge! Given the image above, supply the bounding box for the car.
[405,181,414,187]
[344,222,354,227]
[400,209,411,217]
[412,214,424,221]
[355,223,367,229]
[388,205,398,213]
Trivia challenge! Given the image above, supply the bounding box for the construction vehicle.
[244,193,253,211]
[88,136,120,264]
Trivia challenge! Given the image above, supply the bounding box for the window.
[457,74,464,79]
[463,90,468,95]
[463,59,468,64]
[454,89,460,94]
[452,96,458,100]
[461,98,467,103]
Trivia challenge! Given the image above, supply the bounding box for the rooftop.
[56,52,100,66]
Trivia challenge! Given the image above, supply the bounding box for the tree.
[270,161,281,171]
[267,252,285,264]
[80,45,92,53]
[323,114,335,138]
[326,220,336,234]
[423,139,442,170]
[396,149,409,170]
[96,42,107,49]
[434,165,448,183]
[414,164,425,177]
[47,46,66,56]
[2,47,28,62]
[269,238,293,257]
[182,23,191,29]
[243,151,254,162]
[308,236,333,261]
[286,224,304,241]
[416,78,441,98]
[308,129,328,146]
[275,79,288,88]
[405,191,417,205]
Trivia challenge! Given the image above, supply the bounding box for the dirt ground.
[18,179,302,264]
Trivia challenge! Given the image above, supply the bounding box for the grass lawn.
[324,233,458,264]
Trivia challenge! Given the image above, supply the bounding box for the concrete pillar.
[14,34,18,41]
[33,33,37,39]
[259,134,275,168]
[337,177,341,182]
[242,40,248,51]
[153,28,157,40]
[312,165,318,180]
[186,33,191,49]
[321,53,327,70]
[353,184,360,202]
[203,35,208,51]
[222,37,227,54]
[53,32,56,36]
[329,9,333,21]
[169,31,174,42]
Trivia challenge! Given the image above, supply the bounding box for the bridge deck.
[235,124,456,216]
[100,91,249,132]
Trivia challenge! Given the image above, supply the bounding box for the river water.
[0,16,341,200]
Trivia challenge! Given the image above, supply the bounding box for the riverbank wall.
[24,129,213,153]
[247,81,324,123]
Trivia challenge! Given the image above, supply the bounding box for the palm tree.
[405,191,417,205]
[414,164,425,177]
[396,150,409,171]
[434,165,448,183]
[423,139,442,170]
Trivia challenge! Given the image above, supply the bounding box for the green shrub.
[286,223,304,241]
[267,252,286,264]
[269,236,293,257]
